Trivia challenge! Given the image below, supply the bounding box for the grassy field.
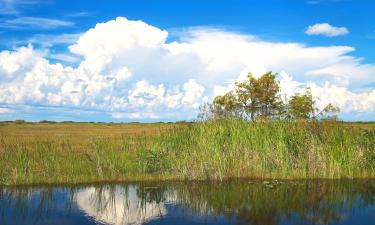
[0,120,374,185]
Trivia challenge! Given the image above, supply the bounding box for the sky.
[0,0,374,122]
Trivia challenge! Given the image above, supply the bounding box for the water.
[0,180,374,225]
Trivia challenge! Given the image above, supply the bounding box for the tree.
[198,91,240,120]
[253,72,284,119]
[235,72,284,120]
[211,91,241,118]
[199,71,340,122]
[288,88,315,119]
[201,72,284,120]
[235,74,258,120]
[315,103,340,120]
[288,87,340,120]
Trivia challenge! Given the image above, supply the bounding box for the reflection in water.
[76,186,166,225]
[0,180,374,225]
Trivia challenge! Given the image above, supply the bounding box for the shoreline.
[2,175,375,187]
[2,176,375,188]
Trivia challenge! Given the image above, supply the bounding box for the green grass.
[144,119,375,180]
[0,120,374,185]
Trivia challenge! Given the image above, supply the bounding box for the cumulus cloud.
[0,17,374,120]
[305,23,349,37]
[309,83,375,113]
[278,72,375,113]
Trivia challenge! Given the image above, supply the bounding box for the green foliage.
[288,87,340,120]
[138,146,171,173]
[202,72,285,120]
[207,91,241,119]
[288,88,315,119]
[202,71,340,121]
[316,103,340,120]
[145,119,375,180]
[237,71,284,119]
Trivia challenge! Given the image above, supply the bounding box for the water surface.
[1,180,374,225]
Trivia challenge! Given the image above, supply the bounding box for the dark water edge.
[0,179,374,225]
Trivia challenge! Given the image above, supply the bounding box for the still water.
[0,180,374,225]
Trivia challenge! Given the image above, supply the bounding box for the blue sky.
[0,0,374,121]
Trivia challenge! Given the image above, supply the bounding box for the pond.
[0,180,374,225]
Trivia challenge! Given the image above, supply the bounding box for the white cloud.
[112,112,160,119]
[69,17,167,56]
[278,72,375,114]
[0,17,74,29]
[0,44,42,79]
[181,79,206,108]
[305,23,349,37]
[0,17,374,120]
[127,80,166,109]
[309,83,375,113]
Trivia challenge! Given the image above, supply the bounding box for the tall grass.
[0,120,374,185]
[145,119,375,180]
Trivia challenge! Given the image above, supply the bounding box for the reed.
[145,119,375,180]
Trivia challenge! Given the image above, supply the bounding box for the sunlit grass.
[0,120,374,185]
[148,119,375,180]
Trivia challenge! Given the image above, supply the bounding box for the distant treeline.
[0,120,191,124]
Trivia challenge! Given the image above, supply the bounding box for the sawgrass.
[0,120,374,185]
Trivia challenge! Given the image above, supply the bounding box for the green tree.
[288,88,340,120]
[315,103,340,120]
[201,71,284,120]
[235,72,284,120]
[235,74,258,120]
[211,91,241,118]
[200,71,340,121]
[288,88,315,119]
[198,91,240,120]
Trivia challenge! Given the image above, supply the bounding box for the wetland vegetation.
[0,72,374,185]
[0,119,374,185]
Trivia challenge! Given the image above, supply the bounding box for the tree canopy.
[199,71,340,121]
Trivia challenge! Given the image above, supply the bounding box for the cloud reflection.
[76,186,166,225]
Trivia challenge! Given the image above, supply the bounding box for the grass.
[0,120,374,185]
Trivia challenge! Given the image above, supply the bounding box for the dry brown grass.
[0,122,175,152]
